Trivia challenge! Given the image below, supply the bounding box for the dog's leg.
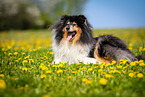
[82,57,101,64]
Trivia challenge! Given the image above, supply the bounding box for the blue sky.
[82,0,145,29]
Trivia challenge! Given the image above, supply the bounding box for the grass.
[0,28,145,97]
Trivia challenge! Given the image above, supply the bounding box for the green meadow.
[0,28,145,97]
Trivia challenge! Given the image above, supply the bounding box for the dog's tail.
[136,55,145,61]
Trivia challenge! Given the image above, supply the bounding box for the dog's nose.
[66,27,70,31]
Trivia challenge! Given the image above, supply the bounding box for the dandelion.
[67,76,71,79]
[49,52,54,54]
[72,71,77,74]
[112,60,116,65]
[46,84,50,87]
[46,70,51,74]
[8,53,12,55]
[94,66,98,68]
[57,69,63,73]
[117,65,122,69]
[25,84,29,88]
[99,78,107,85]
[14,52,18,55]
[87,68,93,72]
[98,69,103,72]
[123,66,128,69]
[41,74,47,79]
[139,47,143,51]
[129,73,134,77]
[130,62,136,66]
[120,59,124,62]
[22,67,28,71]
[82,78,88,82]
[40,63,44,66]
[137,73,143,78]
[76,63,81,65]
[29,59,34,63]
[0,79,6,89]
[110,67,114,69]
[22,53,25,55]
[105,74,113,78]
[22,60,28,64]
[43,94,51,97]
[129,47,132,51]
[0,74,4,78]
[139,63,145,66]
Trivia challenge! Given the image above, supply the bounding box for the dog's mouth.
[66,31,76,41]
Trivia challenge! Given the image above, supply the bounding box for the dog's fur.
[50,15,141,64]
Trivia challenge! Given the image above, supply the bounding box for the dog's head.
[50,15,94,44]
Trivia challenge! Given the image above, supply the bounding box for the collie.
[50,15,143,64]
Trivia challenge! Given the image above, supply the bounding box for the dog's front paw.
[82,58,101,64]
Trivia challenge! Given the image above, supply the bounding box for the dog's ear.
[61,15,68,21]
[78,15,86,22]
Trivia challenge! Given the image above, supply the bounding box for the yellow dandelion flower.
[140,63,145,66]
[130,62,136,66]
[129,47,132,51]
[123,66,128,69]
[101,72,106,74]
[82,67,86,70]
[49,52,54,54]
[76,63,81,65]
[88,68,93,72]
[139,60,144,63]
[94,66,98,68]
[110,67,114,69]
[82,78,88,82]
[29,59,34,63]
[129,70,133,72]
[129,43,132,47]
[139,47,143,51]
[22,60,28,63]
[143,48,145,51]
[40,63,44,66]
[105,74,113,78]
[14,52,18,55]
[46,70,51,74]
[57,69,63,73]
[0,74,4,78]
[99,78,107,85]
[59,61,66,64]
[25,84,29,88]
[46,84,49,87]
[85,80,92,85]
[137,73,143,78]
[117,65,122,69]
[8,53,12,55]
[123,60,128,64]
[72,71,77,74]
[112,60,116,65]
[42,94,51,97]
[98,69,103,72]
[129,73,134,77]
[22,67,28,71]
[67,76,71,79]
[120,59,124,62]
[41,74,46,79]
[106,63,111,67]
[0,79,6,89]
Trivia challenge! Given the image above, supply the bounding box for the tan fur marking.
[61,27,68,43]
[72,27,82,44]
[94,43,112,63]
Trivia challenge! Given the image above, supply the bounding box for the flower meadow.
[0,29,145,97]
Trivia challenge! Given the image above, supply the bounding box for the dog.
[50,15,143,64]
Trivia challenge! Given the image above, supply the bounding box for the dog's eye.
[73,24,76,26]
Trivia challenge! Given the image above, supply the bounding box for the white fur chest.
[52,41,92,64]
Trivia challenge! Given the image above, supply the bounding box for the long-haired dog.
[50,15,144,64]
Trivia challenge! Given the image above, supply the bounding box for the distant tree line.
[0,0,86,31]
